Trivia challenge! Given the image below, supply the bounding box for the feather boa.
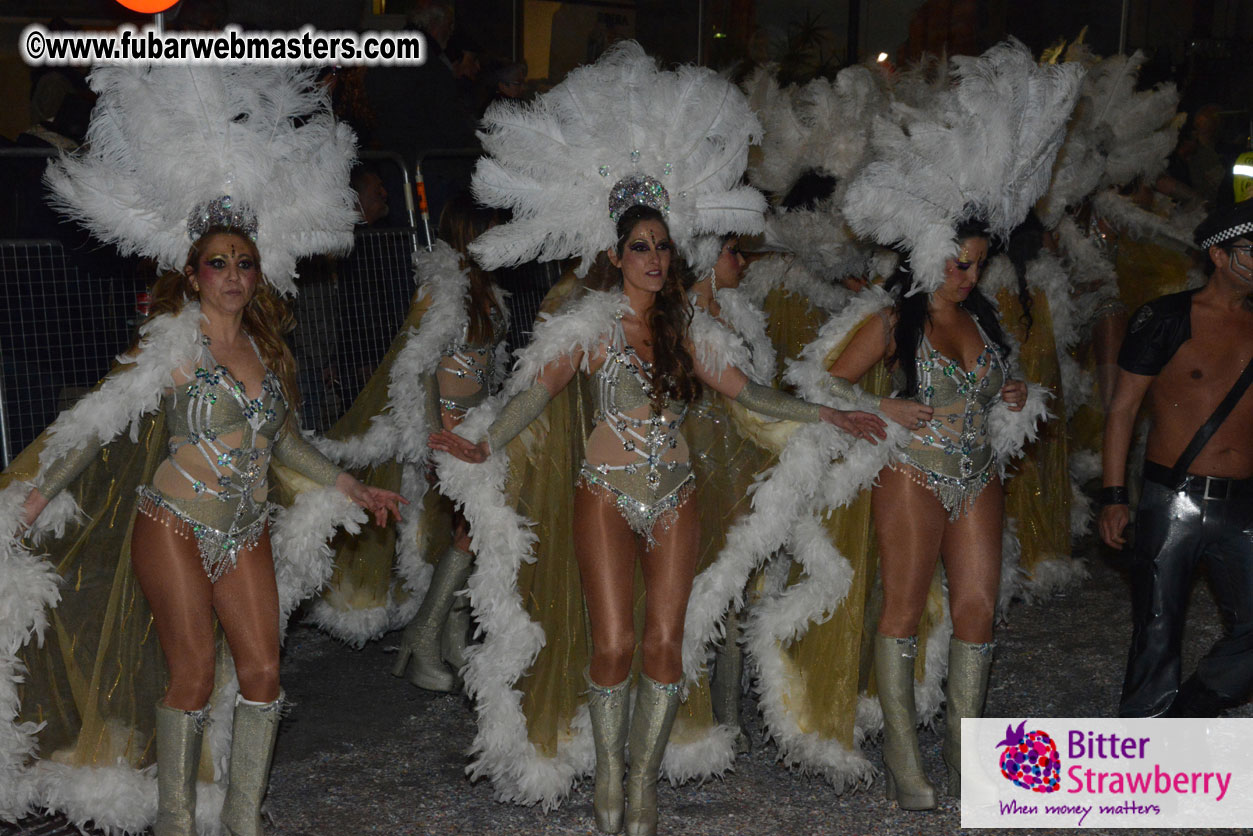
[740,288,910,784]
[0,304,365,832]
[435,287,865,806]
[708,286,777,384]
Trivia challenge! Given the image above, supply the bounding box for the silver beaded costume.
[577,320,694,546]
[37,335,342,580]
[436,304,507,415]
[891,319,1007,520]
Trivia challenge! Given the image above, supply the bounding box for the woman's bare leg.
[639,498,700,684]
[212,532,281,703]
[940,476,1003,644]
[131,514,216,710]
[574,485,641,686]
[872,466,948,637]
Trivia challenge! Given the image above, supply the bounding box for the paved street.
[262,540,1250,836]
[5,539,1247,836]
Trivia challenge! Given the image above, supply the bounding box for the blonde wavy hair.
[144,227,300,428]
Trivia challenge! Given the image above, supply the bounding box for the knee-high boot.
[943,638,993,797]
[392,545,474,692]
[586,670,631,834]
[442,591,474,673]
[624,674,681,836]
[711,608,750,754]
[154,701,209,836]
[874,633,937,811]
[220,693,283,836]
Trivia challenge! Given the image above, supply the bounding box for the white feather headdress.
[746,64,887,197]
[743,65,888,279]
[469,41,766,274]
[45,64,359,297]
[842,39,1084,292]
[1038,50,1182,228]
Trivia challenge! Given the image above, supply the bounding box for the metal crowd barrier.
[0,146,565,466]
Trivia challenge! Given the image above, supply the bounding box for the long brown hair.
[438,191,501,345]
[145,227,300,427]
[585,205,701,412]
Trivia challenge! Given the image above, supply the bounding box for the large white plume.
[44,64,358,297]
[470,41,766,275]
[842,39,1084,292]
[1039,50,1182,228]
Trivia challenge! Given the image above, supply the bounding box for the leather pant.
[1120,477,1253,717]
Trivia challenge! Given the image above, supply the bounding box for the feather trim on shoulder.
[711,286,777,384]
[689,305,755,383]
[37,304,204,475]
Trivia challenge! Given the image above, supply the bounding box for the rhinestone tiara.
[188,195,259,242]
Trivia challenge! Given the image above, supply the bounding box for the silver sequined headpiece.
[188,195,260,242]
[608,174,670,221]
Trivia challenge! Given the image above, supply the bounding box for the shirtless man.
[1100,200,1253,717]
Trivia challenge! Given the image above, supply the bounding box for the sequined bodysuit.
[891,319,1006,519]
[436,302,507,417]
[36,334,342,581]
[578,321,693,546]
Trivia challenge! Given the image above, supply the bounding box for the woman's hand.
[1000,379,1028,412]
[20,487,49,530]
[818,407,887,444]
[335,472,407,527]
[879,397,934,431]
[1099,503,1131,550]
[429,430,489,463]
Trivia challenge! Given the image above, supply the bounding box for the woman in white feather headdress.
[821,40,1081,809]
[0,65,402,836]
[309,192,510,691]
[428,41,888,835]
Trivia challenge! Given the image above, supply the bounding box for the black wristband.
[1099,486,1130,506]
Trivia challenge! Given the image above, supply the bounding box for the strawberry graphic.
[996,721,1061,793]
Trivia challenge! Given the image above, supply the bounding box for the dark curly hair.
[584,205,701,412]
[885,219,1011,397]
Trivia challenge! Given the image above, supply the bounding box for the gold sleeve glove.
[733,379,823,422]
[31,444,101,498]
[827,376,882,411]
[273,428,343,487]
[486,382,552,454]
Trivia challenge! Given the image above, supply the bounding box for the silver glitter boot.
[586,669,631,834]
[392,545,474,692]
[874,633,937,811]
[711,609,750,754]
[442,590,474,673]
[220,694,283,836]
[943,638,994,797]
[154,701,208,836]
[624,674,681,836]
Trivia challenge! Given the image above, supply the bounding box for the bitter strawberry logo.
[997,720,1061,793]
